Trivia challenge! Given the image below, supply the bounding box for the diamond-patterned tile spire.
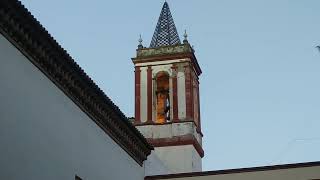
[150,2,181,48]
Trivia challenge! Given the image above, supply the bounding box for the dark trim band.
[145,161,320,179]
[135,67,141,123]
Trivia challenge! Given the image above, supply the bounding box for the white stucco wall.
[136,121,203,174]
[177,71,186,119]
[0,34,145,180]
[144,151,172,176]
[155,145,202,174]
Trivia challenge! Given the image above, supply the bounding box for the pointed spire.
[150,2,181,48]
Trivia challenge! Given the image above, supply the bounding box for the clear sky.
[20,0,320,171]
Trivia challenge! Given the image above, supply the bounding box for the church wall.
[154,145,202,174]
[177,71,186,120]
[147,165,320,180]
[144,151,172,176]
[0,34,145,180]
[192,146,202,172]
[135,115,203,174]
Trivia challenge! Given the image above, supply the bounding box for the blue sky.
[20,0,320,170]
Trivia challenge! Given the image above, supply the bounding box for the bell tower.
[132,2,203,173]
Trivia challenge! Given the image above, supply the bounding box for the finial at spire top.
[139,34,143,45]
[138,34,143,49]
[183,29,189,44]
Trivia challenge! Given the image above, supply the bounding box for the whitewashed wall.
[177,71,186,119]
[144,151,171,176]
[155,145,202,173]
[0,34,145,180]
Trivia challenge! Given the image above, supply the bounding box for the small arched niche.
[155,71,170,123]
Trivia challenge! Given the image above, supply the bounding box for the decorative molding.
[0,0,153,166]
[133,53,192,64]
[135,59,188,68]
[132,52,202,77]
[146,134,204,158]
[137,44,191,58]
[134,120,204,137]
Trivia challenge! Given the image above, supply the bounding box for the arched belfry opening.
[155,71,170,123]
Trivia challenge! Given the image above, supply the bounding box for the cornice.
[146,134,204,158]
[134,120,204,137]
[132,44,202,76]
[0,0,153,166]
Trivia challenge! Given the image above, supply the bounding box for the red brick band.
[190,72,194,119]
[185,65,192,119]
[171,65,179,122]
[135,67,141,123]
[196,81,201,132]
